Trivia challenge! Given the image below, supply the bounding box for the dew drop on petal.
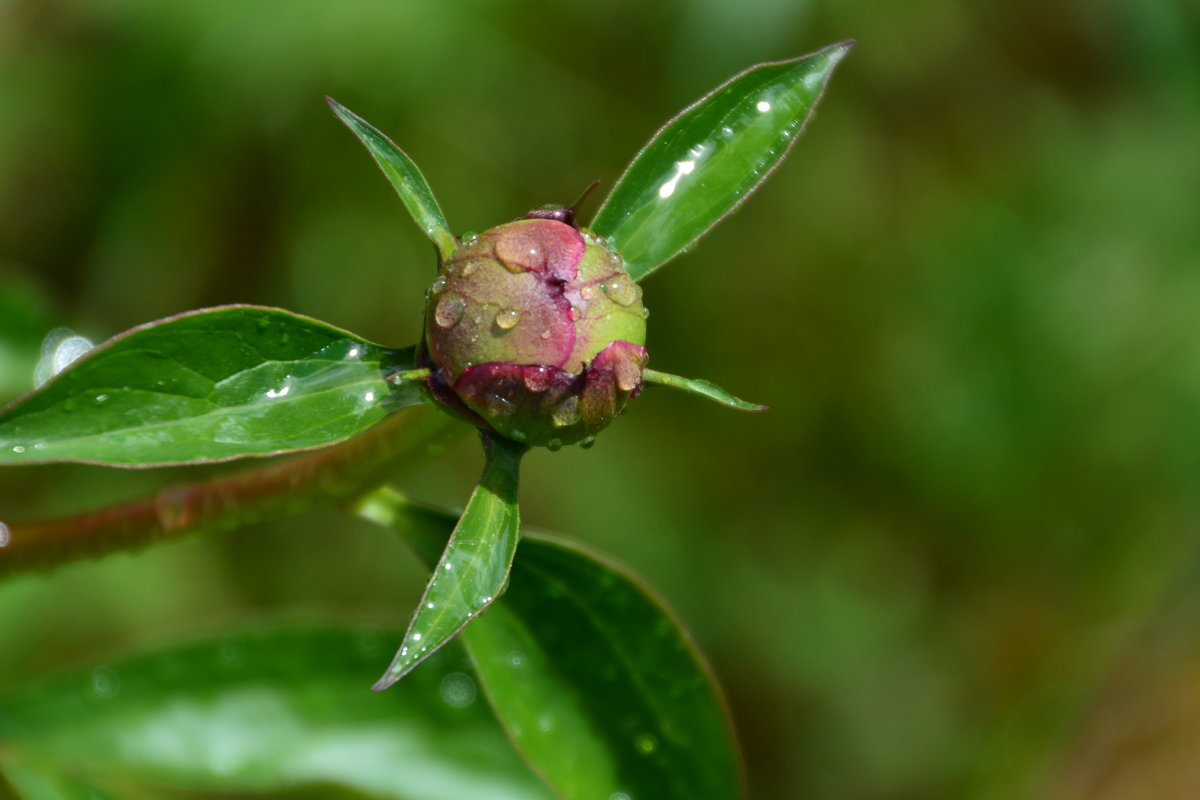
[579,435,597,449]
[430,276,447,294]
[602,275,638,307]
[522,365,553,392]
[546,438,563,452]
[494,309,522,331]
[485,392,516,416]
[434,294,467,329]
[552,396,581,427]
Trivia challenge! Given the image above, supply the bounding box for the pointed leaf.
[0,306,422,467]
[592,41,853,281]
[358,490,745,800]
[328,97,458,261]
[372,434,526,690]
[643,368,767,411]
[0,627,554,800]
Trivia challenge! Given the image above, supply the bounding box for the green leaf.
[0,305,422,467]
[0,627,554,800]
[358,490,745,800]
[370,433,526,691]
[643,368,767,411]
[591,41,853,282]
[328,98,458,262]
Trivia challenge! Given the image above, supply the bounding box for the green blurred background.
[3,0,1200,797]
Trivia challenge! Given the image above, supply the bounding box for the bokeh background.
[3,1,1200,797]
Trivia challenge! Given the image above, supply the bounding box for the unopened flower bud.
[422,210,647,448]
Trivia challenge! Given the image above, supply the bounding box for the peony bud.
[421,209,647,449]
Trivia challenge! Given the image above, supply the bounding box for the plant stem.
[0,407,465,579]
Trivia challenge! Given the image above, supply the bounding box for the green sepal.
[643,368,767,411]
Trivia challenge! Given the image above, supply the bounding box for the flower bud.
[422,211,647,448]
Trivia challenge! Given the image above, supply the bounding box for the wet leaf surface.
[0,306,420,467]
[0,627,554,800]
[361,490,745,800]
[329,98,458,261]
[592,42,853,281]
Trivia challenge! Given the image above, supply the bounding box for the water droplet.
[546,438,563,452]
[615,356,642,393]
[94,394,108,403]
[540,329,552,340]
[602,275,639,307]
[444,562,454,571]
[33,442,47,450]
[411,632,422,641]
[641,306,651,319]
[611,793,632,800]
[721,125,735,137]
[579,435,597,449]
[35,329,94,388]
[485,392,516,416]
[434,294,467,328]
[580,285,598,301]
[91,666,120,699]
[509,429,527,442]
[606,251,623,267]
[430,275,447,294]
[522,365,553,392]
[364,390,376,403]
[494,309,522,331]
[756,100,772,113]
[508,651,526,668]
[462,262,479,277]
[460,231,478,244]
[0,521,10,547]
[440,672,477,708]
[219,638,246,668]
[635,733,658,755]
[11,445,25,454]
[426,602,436,609]
[552,396,581,427]
[265,382,290,399]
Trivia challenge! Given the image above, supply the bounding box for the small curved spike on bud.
[522,180,602,230]
[422,215,647,447]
